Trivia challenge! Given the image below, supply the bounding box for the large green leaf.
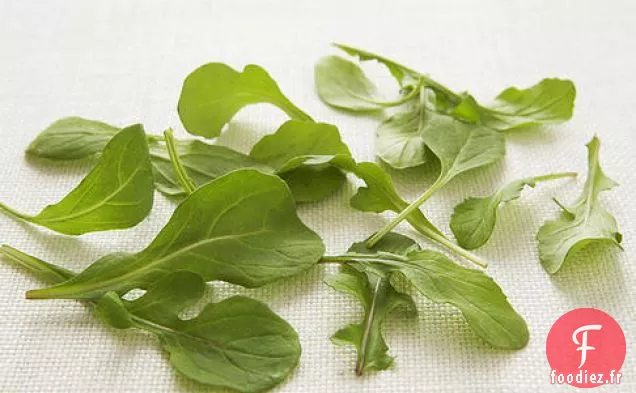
[0,247,301,393]
[178,63,311,138]
[328,233,529,350]
[1,125,154,235]
[26,169,325,300]
[537,137,622,274]
[125,273,300,393]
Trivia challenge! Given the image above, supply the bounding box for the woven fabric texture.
[0,1,634,392]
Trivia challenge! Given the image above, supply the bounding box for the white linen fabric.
[0,1,634,392]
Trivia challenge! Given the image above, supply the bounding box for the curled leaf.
[538,137,622,274]
[178,63,311,138]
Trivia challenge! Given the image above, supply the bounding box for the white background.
[0,1,634,392]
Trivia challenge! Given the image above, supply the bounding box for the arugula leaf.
[26,117,349,202]
[332,161,488,268]
[315,56,385,111]
[280,165,346,202]
[325,233,417,374]
[376,91,432,169]
[537,137,622,274]
[124,273,301,393]
[397,250,529,349]
[149,139,273,196]
[325,233,529,350]
[451,172,577,249]
[178,63,312,138]
[313,55,421,112]
[26,169,325,300]
[249,120,353,202]
[453,79,576,131]
[333,43,420,87]
[26,117,121,159]
[0,246,301,393]
[0,125,154,235]
[367,113,505,249]
[250,120,352,170]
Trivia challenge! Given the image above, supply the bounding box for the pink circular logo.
[546,308,626,388]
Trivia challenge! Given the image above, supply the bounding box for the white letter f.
[572,324,602,368]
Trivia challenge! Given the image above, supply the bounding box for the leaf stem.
[366,178,445,248]
[0,245,74,283]
[533,172,577,183]
[164,128,196,195]
[0,202,33,222]
[278,101,313,122]
[333,42,461,102]
[361,83,422,108]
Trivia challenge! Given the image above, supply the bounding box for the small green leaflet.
[366,112,505,249]
[250,120,352,170]
[537,137,622,274]
[325,233,417,374]
[345,162,443,237]
[0,246,300,393]
[250,120,353,202]
[0,125,154,235]
[452,79,576,131]
[178,63,312,138]
[314,56,385,111]
[26,169,325,300]
[325,233,529,353]
[451,172,577,249]
[376,91,431,169]
[26,117,120,159]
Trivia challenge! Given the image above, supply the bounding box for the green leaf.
[250,120,352,170]
[327,233,529,350]
[24,117,349,202]
[26,169,325,300]
[1,125,154,235]
[280,165,346,202]
[422,113,506,188]
[333,43,419,86]
[250,120,353,202]
[178,63,312,138]
[376,95,432,169]
[94,291,134,329]
[325,233,416,375]
[26,117,120,160]
[366,113,505,251]
[346,162,443,238]
[150,139,273,196]
[451,172,577,250]
[537,137,622,274]
[397,250,529,349]
[314,56,385,111]
[453,79,576,131]
[125,272,301,393]
[1,247,301,393]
